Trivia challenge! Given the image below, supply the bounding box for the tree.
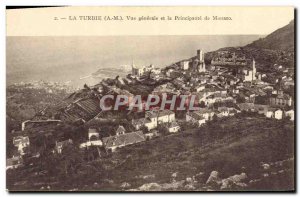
[140,125,149,134]
[199,101,206,108]
[212,114,218,121]
[83,84,90,90]
[236,95,246,103]
[157,123,169,135]
[56,144,85,177]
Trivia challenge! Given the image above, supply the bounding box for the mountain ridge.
[246,20,294,51]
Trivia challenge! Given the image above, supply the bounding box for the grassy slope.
[7,114,294,191]
[91,115,294,191]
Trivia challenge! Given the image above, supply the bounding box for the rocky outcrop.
[130,181,185,191]
[261,163,270,170]
[138,183,162,191]
[206,171,222,186]
[120,182,131,189]
[220,173,248,190]
[128,157,293,191]
[205,171,248,190]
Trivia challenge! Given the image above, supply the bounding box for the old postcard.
[6,6,295,191]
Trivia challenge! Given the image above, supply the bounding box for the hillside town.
[7,46,294,172]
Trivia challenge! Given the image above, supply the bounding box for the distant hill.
[246,20,294,52]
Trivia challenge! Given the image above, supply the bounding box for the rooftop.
[146,110,175,118]
[56,139,73,148]
[102,131,145,148]
[187,111,205,120]
[13,136,29,145]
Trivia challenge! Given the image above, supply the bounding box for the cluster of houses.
[131,63,161,79]
[211,51,247,66]
[35,109,179,155]
[130,50,206,80]
[6,136,30,170]
[7,135,30,170]
[238,103,294,121]
[132,110,177,130]
[7,48,295,170]
[186,106,241,127]
[77,109,180,152]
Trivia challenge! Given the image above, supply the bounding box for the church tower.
[252,59,257,81]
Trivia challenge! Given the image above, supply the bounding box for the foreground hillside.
[7,113,294,191]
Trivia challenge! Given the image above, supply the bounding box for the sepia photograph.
[6,6,295,192]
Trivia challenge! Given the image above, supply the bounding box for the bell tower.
[252,59,256,81]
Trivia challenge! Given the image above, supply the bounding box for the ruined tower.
[197,49,206,72]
